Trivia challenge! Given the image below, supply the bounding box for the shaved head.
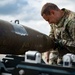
[41,3,59,16]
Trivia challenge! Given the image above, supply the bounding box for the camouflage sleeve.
[66,19,75,47]
[49,24,55,39]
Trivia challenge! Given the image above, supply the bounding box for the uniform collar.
[56,8,69,28]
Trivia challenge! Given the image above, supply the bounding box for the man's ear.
[50,10,55,15]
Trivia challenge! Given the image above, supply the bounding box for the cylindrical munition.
[0,20,54,55]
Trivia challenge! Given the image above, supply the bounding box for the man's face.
[42,10,59,24]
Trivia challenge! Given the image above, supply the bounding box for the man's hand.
[54,39,67,50]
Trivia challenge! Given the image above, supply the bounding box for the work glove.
[54,39,67,50]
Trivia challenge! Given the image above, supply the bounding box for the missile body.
[0,20,54,55]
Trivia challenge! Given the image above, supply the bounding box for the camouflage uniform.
[42,8,75,65]
[48,8,75,64]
